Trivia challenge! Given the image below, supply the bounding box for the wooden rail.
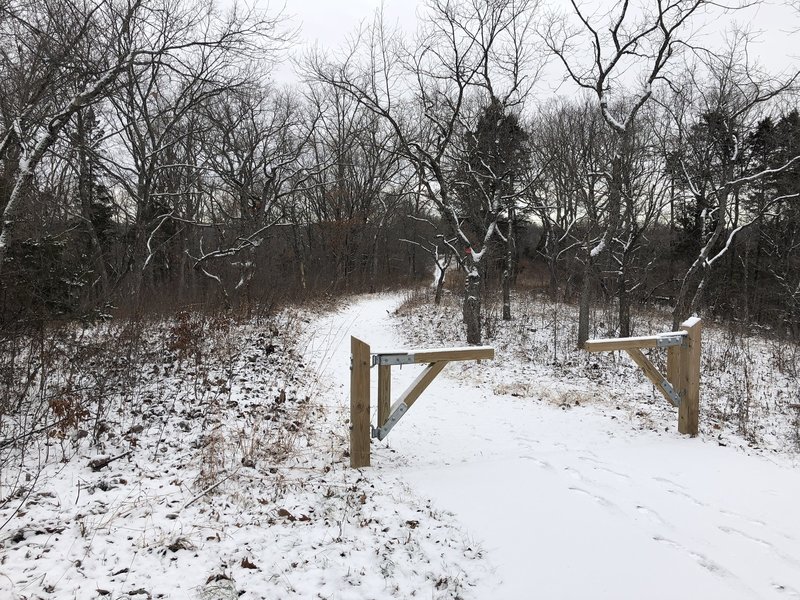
[350,338,494,468]
[584,334,673,352]
[585,317,702,436]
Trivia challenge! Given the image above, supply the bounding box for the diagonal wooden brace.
[624,349,681,407]
[373,361,447,440]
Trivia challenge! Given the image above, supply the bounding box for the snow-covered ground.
[315,292,800,599]
[2,292,800,599]
[0,304,491,599]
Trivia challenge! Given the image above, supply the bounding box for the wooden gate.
[584,317,702,435]
[350,337,494,467]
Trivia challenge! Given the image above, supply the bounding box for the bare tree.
[530,97,613,341]
[0,0,291,282]
[298,83,407,291]
[611,102,673,333]
[661,38,800,327]
[308,0,543,343]
[174,85,318,303]
[542,0,717,342]
[400,236,456,304]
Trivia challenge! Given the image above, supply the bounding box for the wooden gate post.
[350,337,371,468]
[377,364,391,429]
[678,317,702,436]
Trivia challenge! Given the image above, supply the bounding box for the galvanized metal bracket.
[656,333,687,348]
[372,353,416,367]
[371,403,408,440]
[660,378,682,407]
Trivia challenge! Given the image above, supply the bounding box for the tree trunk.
[502,208,513,321]
[578,257,592,349]
[291,224,307,291]
[434,264,445,305]
[76,111,110,300]
[0,41,138,279]
[672,200,730,328]
[672,264,703,329]
[618,272,631,337]
[548,255,559,301]
[0,191,20,274]
[370,235,379,293]
[609,136,630,337]
[370,215,386,293]
[502,268,512,321]
[464,267,481,344]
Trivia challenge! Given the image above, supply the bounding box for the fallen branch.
[88,451,132,471]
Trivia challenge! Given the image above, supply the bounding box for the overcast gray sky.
[279,0,800,89]
[285,0,415,49]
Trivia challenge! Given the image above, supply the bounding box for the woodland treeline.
[2,0,800,345]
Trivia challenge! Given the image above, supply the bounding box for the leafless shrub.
[0,319,154,526]
[792,408,800,452]
[2,300,318,536]
[395,287,437,316]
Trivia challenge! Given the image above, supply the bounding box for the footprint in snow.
[666,487,706,507]
[568,486,619,513]
[519,455,553,470]
[652,535,746,588]
[635,505,669,527]
[773,583,800,598]
[563,466,586,481]
[591,463,631,481]
[653,476,689,490]
[653,536,717,570]
[719,525,800,568]
[515,436,541,447]
[718,508,768,529]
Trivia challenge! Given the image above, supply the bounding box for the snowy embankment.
[2,293,800,599]
[0,306,491,599]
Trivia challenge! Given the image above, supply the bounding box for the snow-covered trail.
[303,294,800,600]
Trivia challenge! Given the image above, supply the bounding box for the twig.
[182,469,239,510]
[0,416,71,450]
